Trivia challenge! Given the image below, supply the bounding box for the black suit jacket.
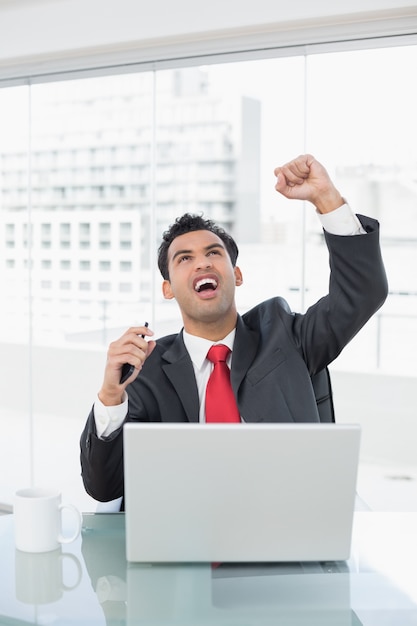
[80,215,388,502]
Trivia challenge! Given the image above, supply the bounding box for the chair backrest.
[277,297,335,423]
[310,367,335,423]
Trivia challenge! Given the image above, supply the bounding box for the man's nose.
[195,255,212,270]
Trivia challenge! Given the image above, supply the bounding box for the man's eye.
[208,250,220,256]
[179,255,190,262]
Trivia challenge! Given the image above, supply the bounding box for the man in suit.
[80,154,388,504]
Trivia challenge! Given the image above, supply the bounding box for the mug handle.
[58,503,82,544]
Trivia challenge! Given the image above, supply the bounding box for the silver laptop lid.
[123,423,361,563]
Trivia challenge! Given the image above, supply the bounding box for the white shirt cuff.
[317,203,366,236]
[94,392,128,439]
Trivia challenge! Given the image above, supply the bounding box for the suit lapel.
[230,315,259,393]
[160,320,259,424]
[161,331,200,423]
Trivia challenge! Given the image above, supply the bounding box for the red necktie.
[205,344,240,423]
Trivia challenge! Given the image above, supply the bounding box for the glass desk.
[1,512,417,625]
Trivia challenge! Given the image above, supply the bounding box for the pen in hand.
[120,322,149,384]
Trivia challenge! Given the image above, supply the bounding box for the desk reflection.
[3,512,417,625]
[81,513,358,625]
[15,546,82,605]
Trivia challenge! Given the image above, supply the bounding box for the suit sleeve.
[80,407,125,502]
[293,214,388,373]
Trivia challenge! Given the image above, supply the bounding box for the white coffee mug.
[14,488,82,553]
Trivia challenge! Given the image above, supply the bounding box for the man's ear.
[234,266,243,286]
[162,280,175,300]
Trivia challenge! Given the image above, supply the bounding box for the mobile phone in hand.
[120,322,148,384]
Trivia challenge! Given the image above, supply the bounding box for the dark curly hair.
[157,213,239,280]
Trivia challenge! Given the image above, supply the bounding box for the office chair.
[276,297,335,423]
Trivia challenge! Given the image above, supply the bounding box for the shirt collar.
[183,328,236,371]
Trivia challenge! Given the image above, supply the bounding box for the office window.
[1,41,416,513]
[304,47,417,373]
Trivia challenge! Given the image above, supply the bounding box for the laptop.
[123,422,361,563]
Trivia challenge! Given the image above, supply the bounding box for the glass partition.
[305,46,417,374]
[153,60,307,333]
[1,43,416,510]
[0,85,32,507]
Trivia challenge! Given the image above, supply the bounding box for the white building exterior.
[0,69,261,342]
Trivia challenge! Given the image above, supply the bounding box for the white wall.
[1,0,417,79]
[1,341,415,512]
[331,371,417,467]
[1,342,415,467]
[0,342,105,418]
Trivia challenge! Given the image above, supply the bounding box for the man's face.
[162,229,243,335]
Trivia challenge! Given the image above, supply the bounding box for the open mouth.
[194,277,218,293]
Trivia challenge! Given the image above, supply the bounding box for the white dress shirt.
[94,203,365,437]
[183,328,236,423]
